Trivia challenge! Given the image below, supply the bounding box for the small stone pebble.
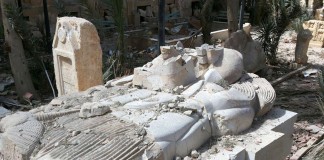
[168,103,176,108]
[72,130,81,136]
[191,150,200,158]
[184,110,193,116]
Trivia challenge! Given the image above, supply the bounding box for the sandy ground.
[272,31,324,159]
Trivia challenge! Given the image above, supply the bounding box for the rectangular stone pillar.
[53,17,103,96]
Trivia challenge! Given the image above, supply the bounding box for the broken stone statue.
[295,29,313,64]
[0,17,282,160]
[224,30,266,73]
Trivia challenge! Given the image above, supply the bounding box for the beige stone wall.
[303,20,324,47]
[53,17,103,96]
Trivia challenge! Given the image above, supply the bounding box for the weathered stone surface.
[224,30,266,73]
[200,108,297,160]
[53,17,103,96]
[303,20,324,47]
[240,73,276,116]
[295,29,313,64]
[133,46,197,90]
[0,112,44,160]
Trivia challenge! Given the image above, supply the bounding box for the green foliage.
[103,57,117,82]
[101,0,125,77]
[4,3,54,94]
[102,0,125,53]
[290,7,313,33]
[256,0,303,64]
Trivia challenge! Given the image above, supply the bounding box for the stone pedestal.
[295,29,313,64]
[52,17,103,96]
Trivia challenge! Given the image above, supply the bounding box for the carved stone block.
[303,20,324,47]
[52,17,103,96]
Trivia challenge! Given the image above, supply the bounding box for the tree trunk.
[201,0,214,44]
[43,0,51,54]
[227,0,240,36]
[1,0,37,100]
[158,0,165,52]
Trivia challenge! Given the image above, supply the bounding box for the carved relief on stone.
[303,20,324,47]
[53,17,103,96]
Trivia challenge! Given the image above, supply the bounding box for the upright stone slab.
[295,29,313,64]
[53,17,103,96]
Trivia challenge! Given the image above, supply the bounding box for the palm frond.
[256,0,303,64]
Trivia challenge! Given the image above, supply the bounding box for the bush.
[256,0,302,64]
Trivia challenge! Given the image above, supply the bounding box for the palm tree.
[101,0,125,71]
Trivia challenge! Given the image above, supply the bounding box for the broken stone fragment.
[295,29,312,64]
[176,41,184,49]
[0,112,44,159]
[160,46,178,60]
[110,75,134,86]
[183,110,193,116]
[191,150,200,158]
[224,30,266,73]
[197,56,208,65]
[173,85,184,94]
[49,99,64,106]
[206,47,222,64]
[72,130,81,136]
[196,47,207,56]
[79,101,113,118]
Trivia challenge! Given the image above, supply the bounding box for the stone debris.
[71,130,81,136]
[183,110,193,116]
[79,102,112,118]
[191,150,200,158]
[49,99,64,106]
[305,125,322,134]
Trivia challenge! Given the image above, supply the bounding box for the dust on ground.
[271,30,324,159]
